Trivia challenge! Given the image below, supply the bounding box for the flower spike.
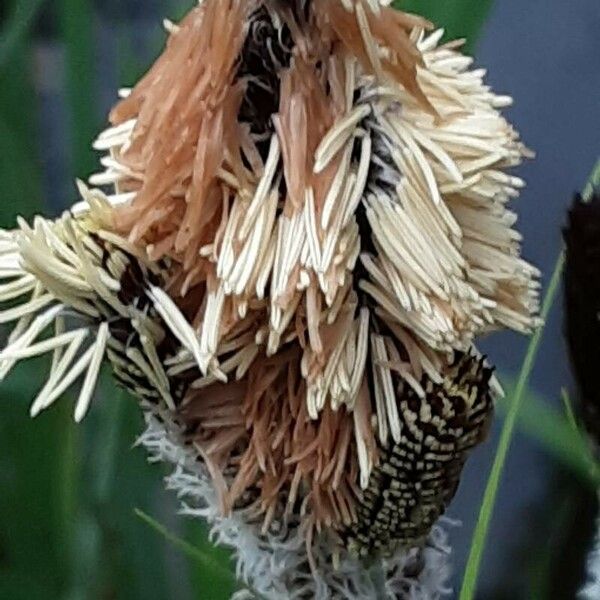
[0,1,539,597]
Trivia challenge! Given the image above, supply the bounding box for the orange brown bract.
[0,1,539,597]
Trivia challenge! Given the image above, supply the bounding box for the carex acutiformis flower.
[0,1,540,597]
[563,172,600,600]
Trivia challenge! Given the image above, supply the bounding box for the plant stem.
[583,159,600,202]
[134,509,235,584]
[459,250,564,600]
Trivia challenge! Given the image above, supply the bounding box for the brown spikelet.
[183,343,371,533]
[314,0,435,112]
[109,1,253,267]
[275,56,341,215]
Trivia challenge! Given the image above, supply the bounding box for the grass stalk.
[134,509,236,585]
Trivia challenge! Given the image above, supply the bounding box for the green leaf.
[84,388,170,600]
[0,5,59,599]
[0,18,43,223]
[187,519,235,600]
[0,360,74,599]
[397,0,494,51]
[526,494,574,600]
[0,0,46,71]
[497,381,600,487]
[59,0,99,177]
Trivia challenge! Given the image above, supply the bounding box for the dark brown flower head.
[564,187,600,445]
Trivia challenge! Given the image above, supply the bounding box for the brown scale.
[72,233,193,407]
[345,351,494,558]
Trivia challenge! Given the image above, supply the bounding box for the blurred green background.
[1,1,599,599]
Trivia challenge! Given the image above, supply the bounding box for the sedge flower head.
[0,1,539,597]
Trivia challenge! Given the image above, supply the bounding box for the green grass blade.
[497,382,600,487]
[459,250,565,600]
[134,508,235,585]
[560,387,579,432]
